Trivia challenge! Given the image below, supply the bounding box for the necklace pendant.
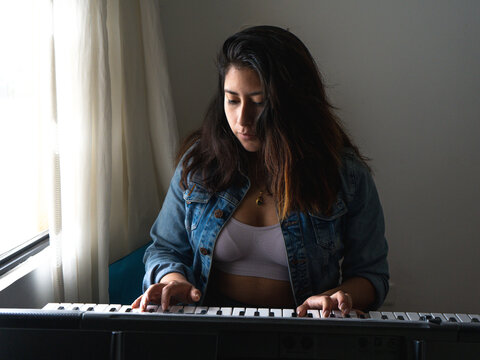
[256,192,264,206]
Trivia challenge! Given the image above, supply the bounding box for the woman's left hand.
[296,290,357,318]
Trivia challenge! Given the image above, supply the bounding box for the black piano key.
[448,317,457,322]
[109,307,116,312]
[397,315,404,320]
[87,307,94,311]
[359,314,366,319]
[471,317,479,322]
[177,309,184,313]
[72,307,79,311]
[329,313,335,318]
[381,315,388,320]
[269,311,274,317]
[57,306,65,310]
[239,311,245,316]
[216,310,222,315]
[307,313,313,318]
[125,308,132,313]
[345,314,351,318]
[200,309,207,315]
[148,308,155,313]
[254,311,260,317]
[291,312,297,318]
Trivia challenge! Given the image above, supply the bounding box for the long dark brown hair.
[178,25,368,218]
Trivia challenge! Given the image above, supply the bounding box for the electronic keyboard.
[1,303,479,359]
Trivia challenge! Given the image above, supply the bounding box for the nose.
[238,103,256,127]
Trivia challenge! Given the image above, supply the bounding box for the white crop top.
[213,217,290,281]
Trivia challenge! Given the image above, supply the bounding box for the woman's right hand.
[131,275,201,312]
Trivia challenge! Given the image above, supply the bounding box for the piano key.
[307,309,320,318]
[206,307,221,316]
[80,303,97,311]
[269,308,282,318]
[432,313,447,321]
[443,313,459,322]
[333,310,344,318]
[169,305,184,314]
[469,314,480,322]
[381,312,396,320]
[182,306,196,314]
[282,309,296,318]
[369,311,382,320]
[406,312,421,321]
[232,307,245,317]
[194,306,208,315]
[456,313,473,323]
[42,303,62,310]
[118,305,135,313]
[245,308,257,317]
[257,308,270,317]
[220,307,232,316]
[394,312,408,321]
[145,305,158,313]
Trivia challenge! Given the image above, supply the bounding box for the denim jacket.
[143,149,389,310]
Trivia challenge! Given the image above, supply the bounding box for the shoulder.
[339,148,374,203]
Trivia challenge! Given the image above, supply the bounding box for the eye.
[253,101,265,106]
[227,98,239,105]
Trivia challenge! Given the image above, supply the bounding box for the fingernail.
[340,303,346,311]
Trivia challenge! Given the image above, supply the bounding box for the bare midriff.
[209,268,295,308]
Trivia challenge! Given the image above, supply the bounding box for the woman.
[132,25,389,317]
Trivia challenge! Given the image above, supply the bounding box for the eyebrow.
[224,89,263,96]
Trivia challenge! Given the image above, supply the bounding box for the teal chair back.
[108,242,151,305]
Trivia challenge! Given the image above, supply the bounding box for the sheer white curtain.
[46,0,177,303]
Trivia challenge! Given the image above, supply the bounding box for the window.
[0,1,49,260]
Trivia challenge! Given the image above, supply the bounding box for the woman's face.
[224,66,265,152]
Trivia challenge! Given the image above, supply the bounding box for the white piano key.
[232,307,245,317]
[43,303,62,310]
[118,305,134,313]
[182,306,196,314]
[432,313,447,321]
[456,313,473,323]
[145,304,158,313]
[194,306,208,315]
[282,309,296,318]
[93,304,109,312]
[169,305,184,314]
[443,313,459,322]
[347,311,358,319]
[106,304,122,312]
[406,312,421,321]
[245,308,257,317]
[369,311,382,320]
[269,308,282,318]
[394,312,408,320]
[307,309,320,318]
[469,314,480,322]
[80,303,97,311]
[206,307,221,316]
[381,312,396,320]
[258,308,270,317]
[332,310,343,318]
[220,307,232,316]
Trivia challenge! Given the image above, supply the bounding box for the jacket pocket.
[309,198,347,249]
[183,182,212,231]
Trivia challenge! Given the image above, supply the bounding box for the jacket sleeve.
[341,156,390,310]
[142,161,195,291]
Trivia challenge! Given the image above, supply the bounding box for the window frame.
[0,231,49,277]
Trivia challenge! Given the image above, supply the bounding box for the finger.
[320,296,335,318]
[160,283,174,311]
[189,287,201,303]
[336,292,353,315]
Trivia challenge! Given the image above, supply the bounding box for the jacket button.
[200,247,209,255]
[214,209,223,218]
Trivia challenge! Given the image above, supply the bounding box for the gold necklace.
[256,191,265,206]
